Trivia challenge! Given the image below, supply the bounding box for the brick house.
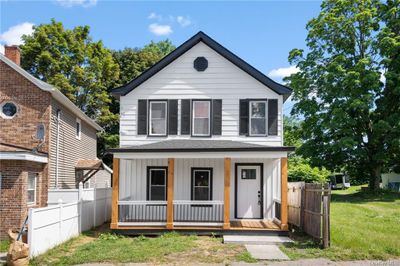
[0,46,112,239]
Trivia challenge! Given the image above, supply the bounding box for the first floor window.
[148,167,167,200]
[149,101,167,136]
[249,100,267,136]
[27,173,37,205]
[192,100,211,136]
[191,168,212,200]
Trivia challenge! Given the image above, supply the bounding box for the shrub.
[288,156,330,183]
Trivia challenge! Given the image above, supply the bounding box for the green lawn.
[29,231,253,265]
[0,240,9,252]
[281,185,400,260]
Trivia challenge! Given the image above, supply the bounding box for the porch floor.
[230,220,280,230]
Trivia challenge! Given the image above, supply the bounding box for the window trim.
[248,100,268,137]
[76,118,81,140]
[191,99,211,137]
[27,173,37,206]
[191,167,213,201]
[146,166,168,201]
[0,101,18,119]
[148,100,168,137]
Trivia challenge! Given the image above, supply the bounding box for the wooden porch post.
[280,157,288,230]
[223,157,231,229]
[166,158,175,229]
[110,157,119,229]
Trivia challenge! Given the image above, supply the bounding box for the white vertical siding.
[118,158,280,220]
[120,41,284,147]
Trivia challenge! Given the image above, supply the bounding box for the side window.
[27,173,37,205]
[249,100,267,136]
[192,100,211,136]
[191,168,213,200]
[147,167,167,201]
[76,118,81,140]
[1,101,18,119]
[149,101,167,136]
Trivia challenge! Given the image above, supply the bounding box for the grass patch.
[0,240,9,252]
[281,185,400,260]
[236,250,258,263]
[30,231,249,265]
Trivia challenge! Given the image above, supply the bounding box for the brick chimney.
[5,45,21,66]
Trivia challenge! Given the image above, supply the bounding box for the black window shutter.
[137,100,147,135]
[181,99,191,135]
[168,100,178,135]
[212,99,222,135]
[239,99,249,135]
[268,99,278,136]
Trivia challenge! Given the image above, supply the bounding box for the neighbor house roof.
[75,158,113,173]
[108,140,295,153]
[0,53,102,131]
[112,31,292,101]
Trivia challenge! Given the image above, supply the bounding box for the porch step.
[223,235,293,245]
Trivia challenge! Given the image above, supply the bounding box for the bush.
[288,156,330,183]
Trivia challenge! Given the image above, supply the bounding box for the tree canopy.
[20,19,175,164]
[286,0,400,190]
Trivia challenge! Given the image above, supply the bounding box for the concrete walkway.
[245,244,290,260]
[223,235,293,245]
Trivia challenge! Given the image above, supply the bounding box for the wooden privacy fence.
[287,182,331,248]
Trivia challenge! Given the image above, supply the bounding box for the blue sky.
[0,0,322,113]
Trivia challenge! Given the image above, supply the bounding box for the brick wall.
[0,60,51,153]
[0,160,48,240]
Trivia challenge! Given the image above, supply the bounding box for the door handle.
[258,191,261,205]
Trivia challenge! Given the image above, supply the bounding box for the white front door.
[236,164,262,219]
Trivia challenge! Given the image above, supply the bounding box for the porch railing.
[173,200,224,225]
[118,201,167,224]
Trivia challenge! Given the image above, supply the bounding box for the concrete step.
[223,235,293,245]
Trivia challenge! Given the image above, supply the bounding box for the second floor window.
[192,100,211,136]
[249,100,267,136]
[149,101,167,136]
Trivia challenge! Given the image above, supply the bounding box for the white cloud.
[148,12,162,20]
[0,44,4,55]
[0,22,34,48]
[268,66,299,79]
[176,16,191,27]
[380,70,386,83]
[148,23,173,36]
[55,0,97,8]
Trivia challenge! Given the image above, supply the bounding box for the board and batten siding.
[120,41,284,147]
[118,158,281,220]
[49,99,98,189]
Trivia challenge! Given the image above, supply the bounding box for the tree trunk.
[368,165,382,191]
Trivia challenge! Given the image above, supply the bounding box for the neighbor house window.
[76,118,81,140]
[192,100,211,136]
[147,167,167,201]
[249,100,267,136]
[1,102,18,119]
[27,173,37,205]
[191,168,212,200]
[149,101,167,136]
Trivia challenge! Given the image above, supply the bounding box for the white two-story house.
[109,32,294,235]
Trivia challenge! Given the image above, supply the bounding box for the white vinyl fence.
[28,183,111,257]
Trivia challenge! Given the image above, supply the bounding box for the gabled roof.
[112,31,292,100]
[0,53,103,131]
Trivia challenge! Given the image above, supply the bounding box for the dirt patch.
[165,236,246,264]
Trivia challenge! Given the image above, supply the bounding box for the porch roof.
[108,140,295,153]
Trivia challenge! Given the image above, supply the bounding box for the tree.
[21,19,120,124]
[286,0,400,190]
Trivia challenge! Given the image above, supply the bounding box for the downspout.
[55,109,61,189]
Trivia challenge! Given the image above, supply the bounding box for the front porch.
[109,141,292,234]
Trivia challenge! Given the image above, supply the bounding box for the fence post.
[322,188,330,248]
[58,199,63,244]
[93,186,97,228]
[300,183,305,229]
[78,182,83,233]
[28,208,34,258]
[105,181,109,222]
